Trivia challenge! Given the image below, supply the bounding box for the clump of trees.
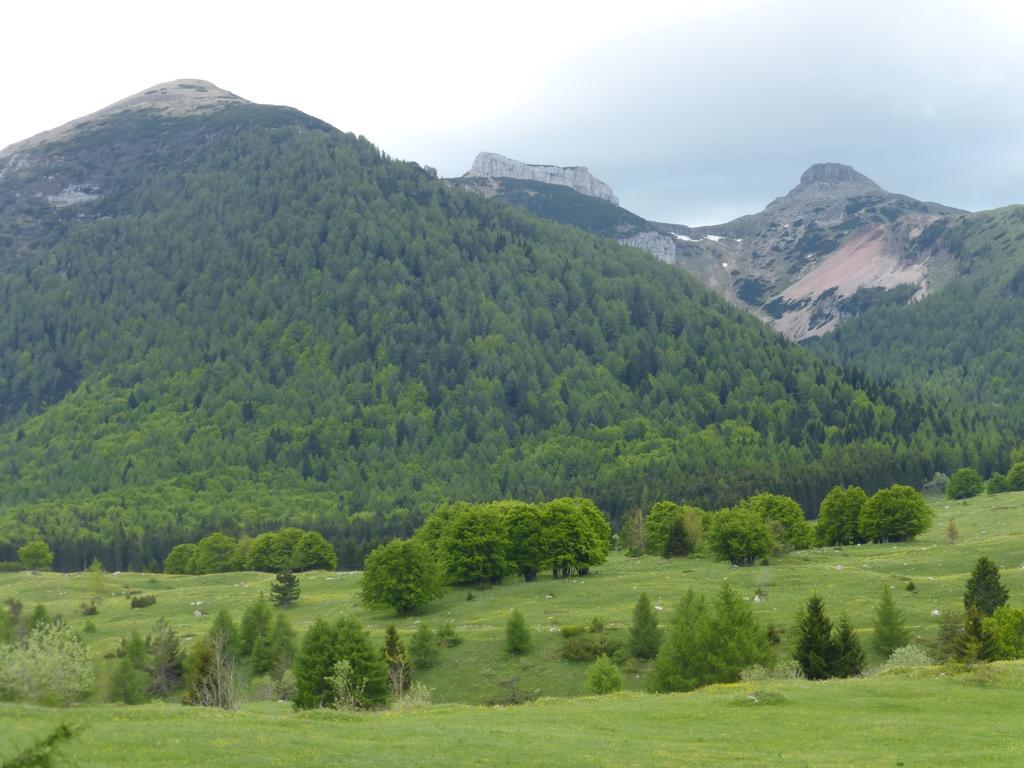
[165,528,337,575]
[293,616,390,709]
[816,484,931,546]
[793,595,864,679]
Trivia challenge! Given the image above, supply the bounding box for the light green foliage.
[1008,462,1024,492]
[586,654,622,694]
[17,540,53,571]
[289,531,338,572]
[497,501,546,582]
[859,485,932,543]
[707,506,776,565]
[987,472,1009,495]
[955,607,998,664]
[542,498,611,579]
[873,588,910,660]
[193,533,239,575]
[816,486,867,546]
[408,625,439,670]
[628,593,661,659]
[438,506,509,586]
[149,617,183,695]
[0,622,94,704]
[963,556,1009,615]
[164,543,198,575]
[382,625,410,697]
[505,609,532,656]
[650,585,770,692]
[361,539,443,614]
[737,493,812,551]
[110,630,150,705]
[239,599,273,657]
[946,468,984,500]
[645,502,702,556]
[883,644,934,669]
[984,606,1024,659]
[208,609,241,660]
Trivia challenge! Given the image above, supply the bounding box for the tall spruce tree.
[239,599,273,656]
[270,571,300,609]
[873,588,910,660]
[293,617,340,709]
[662,517,691,558]
[833,614,865,678]
[794,595,837,680]
[628,593,661,659]
[956,606,999,663]
[382,625,410,697]
[963,556,1009,616]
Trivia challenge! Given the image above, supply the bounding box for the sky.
[3,0,1024,225]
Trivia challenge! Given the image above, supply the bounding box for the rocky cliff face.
[466,152,619,204]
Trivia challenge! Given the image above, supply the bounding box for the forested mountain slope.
[809,205,1024,428]
[0,81,1005,569]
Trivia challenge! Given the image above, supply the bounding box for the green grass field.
[1,491,1023,765]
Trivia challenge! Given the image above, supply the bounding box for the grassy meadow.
[1,490,1023,764]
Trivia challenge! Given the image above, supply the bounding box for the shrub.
[437,620,462,648]
[946,468,984,500]
[0,623,95,704]
[586,654,623,694]
[130,595,157,609]
[883,644,933,669]
[505,609,532,656]
[707,507,776,565]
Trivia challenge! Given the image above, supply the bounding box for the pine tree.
[873,588,910,660]
[239,598,273,656]
[649,590,712,692]
[409,624,439,670]
[505,609,532,656]
[586,654,623,694]
[109,630,149,704]
[662,517,691,558]
[267,612,296,677]
[270,571,300,608]
[382,625,410,697]
[628,593,661,659]
[709,583,771,681]
[956,606,999,664]
[963,556,1009,616]
[333,616,391,709]
[250,631,275,676]
[833,614,865,678]
[208,609,240,660]
[794,595,837,680]
[148,618,183,695]
[293,617,340,709]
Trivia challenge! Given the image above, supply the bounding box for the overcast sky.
[3,0,1023,224]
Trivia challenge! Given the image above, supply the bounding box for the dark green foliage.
[946,468,984,500]
[707,507,776,565]
[956,606,999,663]
[497,501,546,582]
[270,571,300,609]
[505,609,532,656]
[586,654,623,694]
[794,596,837,680]
[816,486,867,546]
[0,723,79,768]
[129,595,156,609]
[267,612,297,674]
[239,599,273,657]
[183,633,235,708]
[963,556,1009,616]
[289,531,338,572]
[737,493,812,551]
[208,609,241,660]
[985,606,1024,659]
[987,472,1009,495]
[543,498,611,578]
[859,485,932,543]
[331,616,391,709]
[650,586,770,692]
[0,100,1002,572]
[17,540,53,571]
[645,502,702,556]
[873,589,910,660]
[148,618,183,695]
[562,622,622,662]
[833,614,865,678]
[662,517,691,558]
[437,620,463,648]
[293,617,339,709]
[361,539,443,614]
[382,625,410,696]
[408,625,439,670]
[1007,462,1024,492]
[628,594,661,659]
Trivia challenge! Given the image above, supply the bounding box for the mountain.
[0,81,1003,570]
[452,157,961,339]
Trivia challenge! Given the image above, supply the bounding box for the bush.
[505,609,531,656]
[0,623,95,704]
[409,625,439,670]
[586,654,623,694]
[883,644,933,669]
[859,485,932,543]
[707,507,776,565]
[437,620,462,648]
[946,468,984,500]
[130,595,157,609]
[562,629,623,662]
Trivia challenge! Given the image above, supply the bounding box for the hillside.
[809,205,1024,424]
[2,491,1024,765]
[0,81,1007,570]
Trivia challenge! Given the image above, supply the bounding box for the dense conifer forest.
[0,104,1009,569]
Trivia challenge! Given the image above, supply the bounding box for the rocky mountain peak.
[788,162,883,199]
[465,151,619,205]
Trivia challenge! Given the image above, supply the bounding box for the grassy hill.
[2,491,1024,765]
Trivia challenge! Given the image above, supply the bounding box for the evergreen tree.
[250,631,276,676]
[409,624,439,670]
[833,614,865,678]
[109,630,149,704]
[586,654,623,694]
[709,583,771,681]
[873,588,910,660]
[662,517,691,558]
[794,595,837,680]
[333,616,391,709]
[148,618,183,695]
[649,590,712,692]
[963,556,1009,616]
[293,617,340,709]
[956,606,998,663]
[382,625,410,697]
[268,612,297,674]
[505,609,532,656]
[239,599,273,656]
[208,609,241,660]
[628,593,661,659]
[270,571,300,609]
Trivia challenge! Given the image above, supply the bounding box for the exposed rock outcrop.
[466,152,619,204]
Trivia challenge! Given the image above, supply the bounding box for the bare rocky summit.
[465,152,619,204]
